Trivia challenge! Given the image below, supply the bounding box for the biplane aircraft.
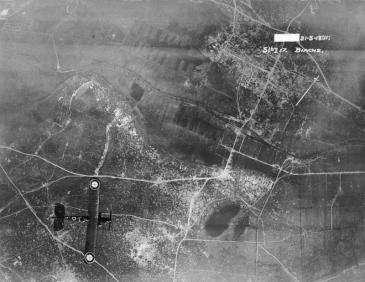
[52,178,112,264]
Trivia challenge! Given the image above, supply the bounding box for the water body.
[205,203,240,237]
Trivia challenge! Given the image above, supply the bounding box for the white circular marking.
[84,252,95,263]
[90,179,100,189]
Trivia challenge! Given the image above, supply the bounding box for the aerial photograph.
[0,0,365,281]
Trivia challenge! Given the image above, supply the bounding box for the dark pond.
[204,203,240,237]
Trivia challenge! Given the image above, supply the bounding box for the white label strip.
[274,33,300,42]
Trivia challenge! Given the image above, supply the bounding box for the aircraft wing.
[83,179,100,264]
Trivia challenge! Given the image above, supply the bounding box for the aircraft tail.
[53,203,65,231]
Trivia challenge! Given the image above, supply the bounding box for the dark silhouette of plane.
[52,178,111,264]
